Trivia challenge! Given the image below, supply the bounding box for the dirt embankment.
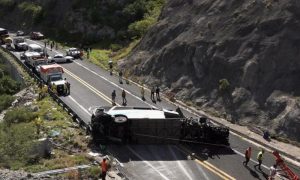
[122,0,300,142]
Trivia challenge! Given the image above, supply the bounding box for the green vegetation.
[18,2,43,24]
[219,79,230,92]
[0,94,15,112]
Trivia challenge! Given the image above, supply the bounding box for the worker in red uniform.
[101,158,107,180]
[243,147,252,166]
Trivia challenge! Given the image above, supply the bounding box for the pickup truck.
[66,48,81,58]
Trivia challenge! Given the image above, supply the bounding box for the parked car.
[30,32,44,40]
[16,30,25,36]
[13,37,28,51]
[66,47,81,58]
[49,54,73,63]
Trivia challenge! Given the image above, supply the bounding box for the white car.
[49,54,73,63]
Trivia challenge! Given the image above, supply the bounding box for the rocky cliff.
[123,0,300,142]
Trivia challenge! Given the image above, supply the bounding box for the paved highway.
[7,35,300,179]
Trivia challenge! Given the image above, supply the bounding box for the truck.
[39,64,66,95]
[89,106,230,145]
[66,48,81,58]
[0,28,9,45]
[13,37,28,51]
[24,52,46,67]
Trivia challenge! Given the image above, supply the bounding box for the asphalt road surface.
[6,35,300,180]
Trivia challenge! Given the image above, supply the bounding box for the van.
[27,44,47,57]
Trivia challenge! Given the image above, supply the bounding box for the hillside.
[122,0,300,142]
[0,0,164,44]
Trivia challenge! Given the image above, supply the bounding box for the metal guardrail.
[0,46,90,133]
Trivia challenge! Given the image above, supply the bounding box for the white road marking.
[126,146,170,180]
[74,61,157,109]
[168,145,199,180]
[68,96,91,116]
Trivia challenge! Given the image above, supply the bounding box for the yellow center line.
[64,68,120,106]
[177,145,236,180]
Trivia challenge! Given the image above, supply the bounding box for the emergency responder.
[243,147,251,166]
[51,83,57,95]
[108,59,113,75]
[119,70,123,84]
[111,90,116,105]
[64,78,68,95]
[66,81,70,95]
[141,85,145,100]
[42,84,48,98]
[156,86,160,101]
[269,164,279,180]
[151,87,155,101]
[256,149,264,170]
[122,89,127,105]
[101,158,107,180]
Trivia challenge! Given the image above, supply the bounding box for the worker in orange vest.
[101,158,107,180]
[243,147,251,166]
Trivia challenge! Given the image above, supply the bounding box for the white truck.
[24,52,47,68]
[39,64,66,95]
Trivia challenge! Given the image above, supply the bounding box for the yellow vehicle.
[0,28,9,44]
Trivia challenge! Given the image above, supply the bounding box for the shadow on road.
[105,144,236,163]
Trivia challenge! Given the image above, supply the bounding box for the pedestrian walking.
[66,81,70,95]
[64,78,68,95]
[87,51,90,59]
[156,86,160,101]
[141,85,145,100]
[256,149,264,170]
[112,90,116,105]
[55,43,58,50]
[151,86,155,101]
[101,158,107,180]
[243,147,252,166]
[122,89,127,105]
[119,70,123,84]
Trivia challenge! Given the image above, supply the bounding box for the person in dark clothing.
[66,81,70,95]
[122,89,127,105]
[119,70,123,84]
[151,87,155,101]
[156,86,160,101]
[111,90,116,105]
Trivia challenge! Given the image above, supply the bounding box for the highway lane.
[10,37,299,179]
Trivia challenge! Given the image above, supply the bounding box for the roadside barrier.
[0,46,90,134]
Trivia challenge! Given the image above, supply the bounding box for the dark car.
[30,32,45,40]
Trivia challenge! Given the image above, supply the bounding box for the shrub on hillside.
[4,107,37,126]
[18,2,42,23]
[0,75,21,95]
[0,0,15,9]
[0,123,36,169]
[0,94,15,113]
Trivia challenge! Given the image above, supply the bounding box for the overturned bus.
[89,106,229,145]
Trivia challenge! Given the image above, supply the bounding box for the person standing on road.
[108,59,113,75]
[119,70,123,84]
[122,89,127,105]
[151,87,155,101]
[268,164,279,180]
[66,81,70,95]
[156,86,160,101]
[141,85,145,100]
[256,149,264,170]
[111,90,116,105]
[243,147,252,166]
[101,158,107,180]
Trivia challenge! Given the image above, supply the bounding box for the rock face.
[123,0,300,142]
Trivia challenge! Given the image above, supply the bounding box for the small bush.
[0,75,21,95]
[219,79,230,92]
[0,0,15,9]
[88,166,101,178]
[4,107,37,126]
[0,94,15,112]
[18,2,42,21]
